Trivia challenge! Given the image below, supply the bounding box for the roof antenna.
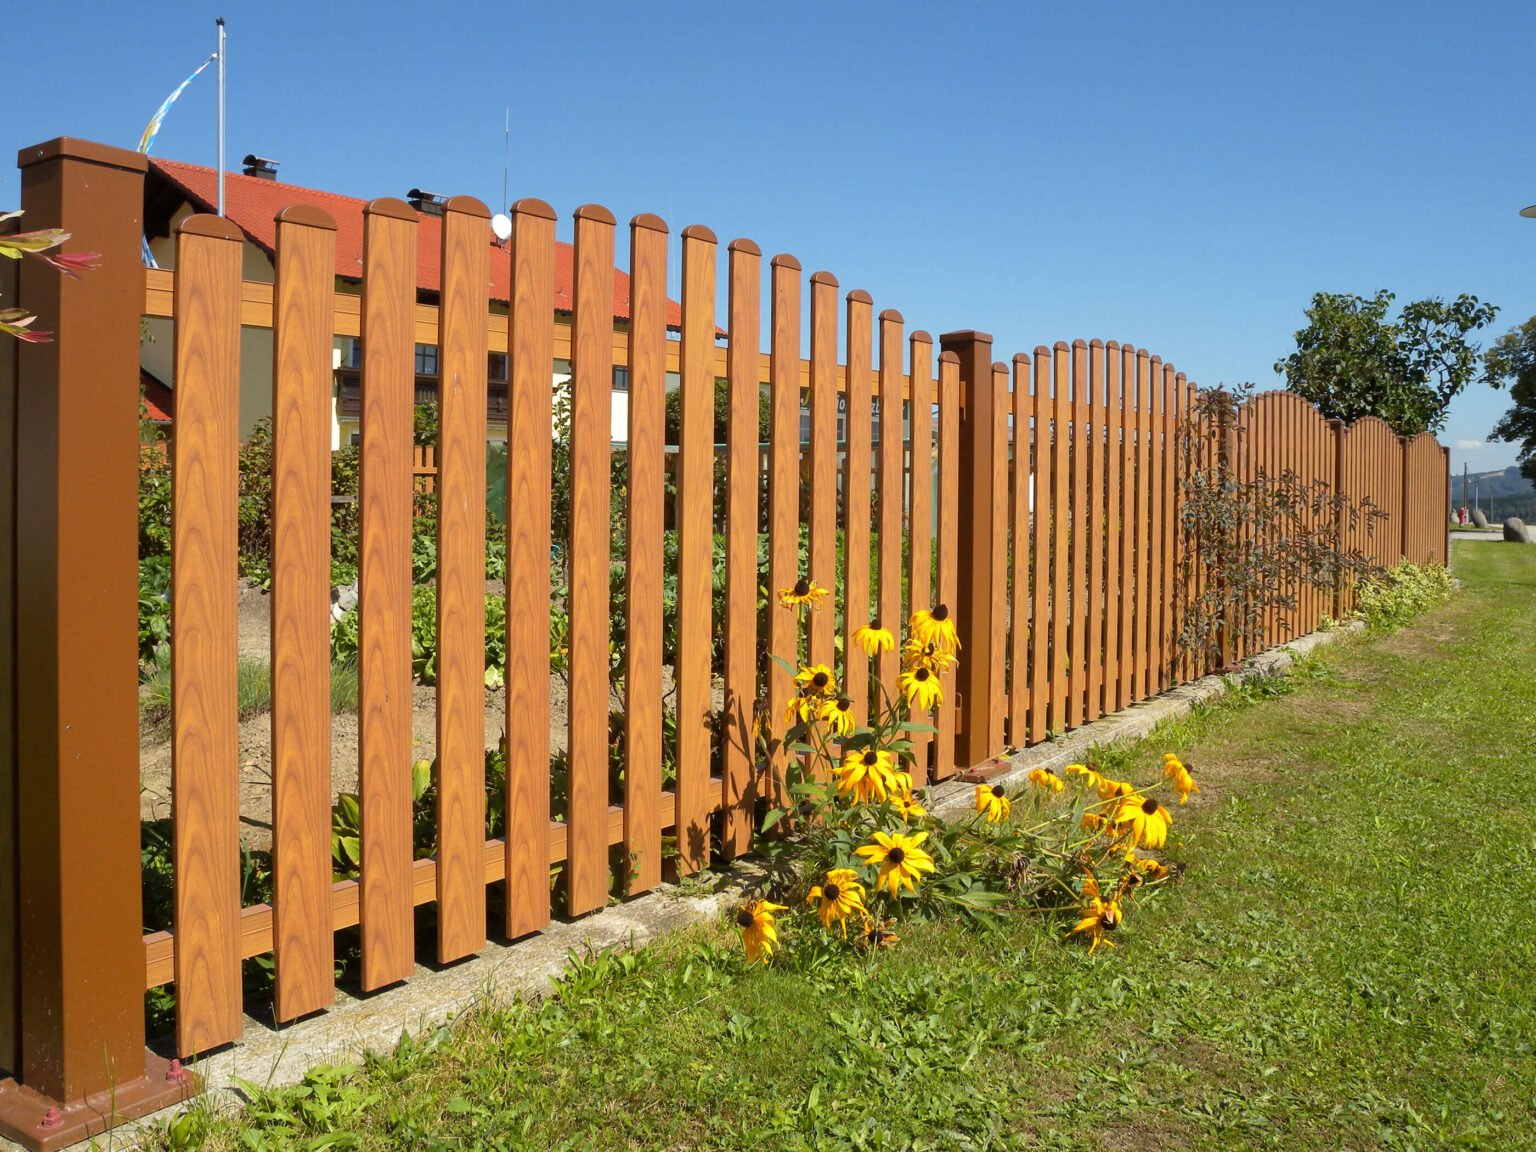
[490,108,512,247]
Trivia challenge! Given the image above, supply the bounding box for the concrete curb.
[38,621,1362,1150]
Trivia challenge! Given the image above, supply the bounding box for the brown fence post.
[0,139,195,1150]
[938,331,1000,768]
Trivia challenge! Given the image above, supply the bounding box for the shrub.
[1351,560,1454,632]
[331,585,507,687]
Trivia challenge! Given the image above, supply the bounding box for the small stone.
[1471,508,1489,528]
[331,578,359,621]
[1503,517,1531,544]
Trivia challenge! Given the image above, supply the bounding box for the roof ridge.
[152,157,388,214]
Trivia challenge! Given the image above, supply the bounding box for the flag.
[137,52,217,155]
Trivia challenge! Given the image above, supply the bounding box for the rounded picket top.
[847,288,873,305]
[910,329,933,344]
[363,197,418,222]
[1105,339,1120,352]
[879,308,904,325]
[939,350,960,365]
[573,204,617,225]
[512,198,558,221]
[631,212,668,233]
[176,214,243,241]
[274,204,337,231]
[1053,340,1070,352]
[810,270,840,287]
[1089,337,1105,349]
[770,253,802,271]
[1012,351,1031,365]
[680,223,717,243]
[444,195,491,219]
[728,237,761,255]
[1072,338,1088,350]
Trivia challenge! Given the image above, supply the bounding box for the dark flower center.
[835,697,852,712]
[812,672,829,689]
[823,883,841,901]
[1101,908,1120,929]
[793,579,809,596]
[887,847,906,864]
[736,909,756,928]
[1141,798,1159,815]
[914,669,931,682]
[862,751,879,766]
[932,604,949,621]
[991,785,1007,799]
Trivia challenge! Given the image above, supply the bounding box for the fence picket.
[722,239,761,860]
[434,197,491,957]
[170,216,244,1054]
[1085,341,1106,722]
[270,205,337,1021]
[906,333,934,782]
[808,272,839,673]
[1007,355,1030,747]
[1028,347,1052,744]
[357,199,418,992]
[843,291,874,722]
[877,311,905,697]
[1103,344,1124,710]
[766,256,802,806]
[1067,342,1089,729]
[676,225,718,874]
[934,352,960,779]
[623,214,668,894]
[1049,345,1071,733]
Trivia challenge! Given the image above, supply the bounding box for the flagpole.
[217,16,226,216]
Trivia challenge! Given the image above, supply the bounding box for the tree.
[1274,289,1497,435]
[1486,315,1536,485]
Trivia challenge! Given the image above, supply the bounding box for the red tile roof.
[148,158,682,328]
[140,368,173,422]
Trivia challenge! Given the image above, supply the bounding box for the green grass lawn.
[154,543,1536,1152]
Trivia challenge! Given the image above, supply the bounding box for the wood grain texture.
[1116,344,1137,707]
[1147,361,1167,689]
[1084,342,1106,722]
[357,200,417,991]
[808,273,839,670]
[933,353,960,780]
[623,215,667,893]
[0,228,15,1073]
[170,216,244,1054]
[905,333,934,782]
[876,312,904,697]
[1102,344,1124,711]
[1007,355,1030,747]
[721,239,761,860]
[503,200,556,939]
[1132,350,1152,702]
[988,361,1009,748]
[675,226,718,875]
[842,292,873,723]
[567,206,615,915]
[270,208,337,1022]
[1028,347,1052,744]
[1048,345,1070,734]
[766,257,802,808]
[1067,341,1088,729]
[434,198,490,959]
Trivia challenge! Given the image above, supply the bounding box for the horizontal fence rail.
[0,140,1454,1134]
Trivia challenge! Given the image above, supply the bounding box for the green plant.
[138,556,173,670]
[1350,559,1454,632]
[1175,386,1387,667]
[1,209,99,342]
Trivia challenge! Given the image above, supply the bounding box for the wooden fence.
[0,138,1450,1146]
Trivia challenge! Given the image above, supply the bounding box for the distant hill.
[1452,466,1536,521]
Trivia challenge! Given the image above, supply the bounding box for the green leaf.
[760,807,787,833]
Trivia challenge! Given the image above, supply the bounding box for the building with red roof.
[140,155,680,445]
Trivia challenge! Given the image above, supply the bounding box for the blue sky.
[13,1,1535,473]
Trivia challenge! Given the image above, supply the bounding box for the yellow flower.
[795,663,838,698]
[1066,763,1110,792]
[1123,854,1169,885]
[1163,758,1199,805]
[893,791,927,822]
[834,747,900,803]
[819,695,856,737]
[1028,768,1064,794]
[735,898,787,963]
[1097,777,1137,803]
[975,782,1012,823]
[854,830,937,896]
[1114,795,1171,850]
[852,621,895,658]
[807,868,867,935]
[784,694,817,724]
[908,604,961,655]
[855,914,900,950]
[898,665,943,711]
[779,577,829,614]
[1066,874,1122,955]
[1081,811,1108,834]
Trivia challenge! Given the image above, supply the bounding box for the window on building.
[343,338,363,369]
[487,352,508,382]
[612,366,630,392]
[415,344,439,376]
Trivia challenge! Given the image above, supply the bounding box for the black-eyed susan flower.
[853,621,895,658]
[795,663,838,698]
[1080,811,1109,834]
[1066,874,1122,955]
[1097,777,1137,803]
[807,868,867,935]
[784,694,817,725]
[819,696,857,737]
[909,605,960,655]
[855,914,900,950]
[779,577,830,614]
[1115,794,1171,849]
[1163,758,1199,805]
[834,747,900,804]
[1066,762,1110,792]
[1124,854,1169,883]
[893,791,926,822]
[735,898,787,963]
[1028,768,1064,794]
[898,665,943,711]
[855,830,937,896]
[975,782,1012,823]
